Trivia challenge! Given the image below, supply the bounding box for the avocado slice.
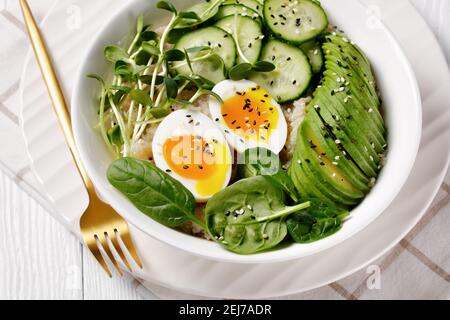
[323,66,385,138]
[289,153,348,208]
[305,109,370,192]
[298,120,364,203]
[318,81,386,153]
[323,35,379,102]
[311,92,379,177]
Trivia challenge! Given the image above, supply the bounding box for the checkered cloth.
[0,0,449,299]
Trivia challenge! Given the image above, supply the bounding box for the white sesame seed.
[335,156,340,160]
[368,108,373,113]
[332,162,338,166]
[335,139,341,144]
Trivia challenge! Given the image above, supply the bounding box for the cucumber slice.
[264,0,328,44]
[175,0,223,29]
[300,40,323,74]
[173,27,236,84]
[216,4,261,23]
[249,39,312,103]
[215,15,263,64]
[223,0,263,16]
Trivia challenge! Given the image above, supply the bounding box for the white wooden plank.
[82,249,144,300]
[0,171,82,299]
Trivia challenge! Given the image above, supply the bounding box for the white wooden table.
[0,0,449,300]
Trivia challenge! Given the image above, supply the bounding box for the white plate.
[20,0,450,298]
[70,0,421,263]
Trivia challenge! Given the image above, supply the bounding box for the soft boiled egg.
[152,110,232,202]
[209,80,288,154]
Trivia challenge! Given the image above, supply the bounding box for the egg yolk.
[221,86,279,142]
[163,135,230,198]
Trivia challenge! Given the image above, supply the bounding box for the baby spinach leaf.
[238,148,299,202]
[206,176,310,254]
[107,158,204,228]
[286,199,349,243]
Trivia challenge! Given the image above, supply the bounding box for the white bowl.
[72,0,422,263]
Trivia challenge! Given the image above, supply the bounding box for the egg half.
[152,110,233,202]
[209,80,288,154]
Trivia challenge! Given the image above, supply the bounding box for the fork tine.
[98,233,123,276]
[109,231,132,273]
[118,230,143,269]
[86,237,112,278]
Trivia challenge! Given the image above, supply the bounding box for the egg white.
[209,79,288,154]
[152,109,232,202]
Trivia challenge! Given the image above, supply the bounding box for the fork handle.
[20,0,93,191]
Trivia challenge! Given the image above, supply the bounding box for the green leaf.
[229,63,253,81]
[141,31,158,41]
[164,77,179,99]
[140,75,164,86]
[107,158,201,228]
[167,28,188,44]
[286,199,349,243]
[104,45,129,63]
[114,61,134,79]
[206,176,310,254]
[156,1,177,14]
[86,74,105,87]
[150,107,170,119]
[109,85,132,94]
[134,51,152,66]
[174,0,222,29]
[141,42,160,56]
[252,61,276,72]
[164,49,186,62]
[136,15,144,34]
[107,125,123,146]
[129,89,152,106]
[178,11,200,21]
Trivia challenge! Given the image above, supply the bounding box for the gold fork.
[20,0,142,277]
